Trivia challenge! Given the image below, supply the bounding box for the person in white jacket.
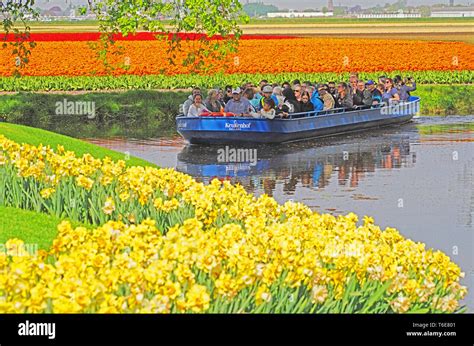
[182,87,202,115]
[187,94,209,117]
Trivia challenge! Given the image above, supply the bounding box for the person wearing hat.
[258,85,279,111]
[224,87,253,116]
[366,80,382,106]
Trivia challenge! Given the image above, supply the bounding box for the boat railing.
[286,103,383,119]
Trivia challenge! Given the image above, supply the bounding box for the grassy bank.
[0,124,151,248]
[415,85,474,115]
[0,206,88,249]
[0,123,153,167]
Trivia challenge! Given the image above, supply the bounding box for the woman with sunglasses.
[294,86,302,102]
[382,78,400,105]
[223,85,233,105]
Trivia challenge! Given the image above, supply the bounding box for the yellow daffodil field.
[0,135,467,313]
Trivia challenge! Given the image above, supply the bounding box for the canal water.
[85,116,474,312]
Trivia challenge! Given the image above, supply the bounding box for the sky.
[34,0,473,10]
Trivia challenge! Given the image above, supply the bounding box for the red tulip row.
[1,32,297,42]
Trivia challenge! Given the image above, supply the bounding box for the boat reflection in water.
[176,125,417,197]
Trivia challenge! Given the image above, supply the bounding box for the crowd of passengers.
[182,73,416,119]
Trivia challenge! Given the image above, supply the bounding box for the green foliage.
[0,70,471,92]
[415,85,474,115]
[0,0,39,75]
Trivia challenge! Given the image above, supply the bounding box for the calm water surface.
[86,116,474,311]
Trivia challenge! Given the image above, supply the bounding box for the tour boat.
[176,96,420,145]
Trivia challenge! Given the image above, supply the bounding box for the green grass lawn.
[0,124,155,250]
[0,206,85,250]
[0,122,154,167]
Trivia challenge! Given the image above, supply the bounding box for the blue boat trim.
[176,96,420,144]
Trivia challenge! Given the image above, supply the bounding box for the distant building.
[267,10,334,18]
[431,6,474,17]
[357,12,421,19]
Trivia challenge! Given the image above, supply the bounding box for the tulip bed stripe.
[1,38,472,77]
[0,70,471,92]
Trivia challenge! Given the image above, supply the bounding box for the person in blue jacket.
[311,86,324,111]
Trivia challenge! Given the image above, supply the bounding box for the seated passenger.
[281,87,301,114]
[353,81,372,107]
[243,87,256,106]
[337,82,353,109]
[223,85,233,104]
[327,82,338,105]
[273,86,285,106]
[187,94,209,117]
[182,87,201,115]
[259,85,279,110]
[205,89,224,113]
[376,83,385,99]
[217,88,225,104]
[254,97,276,119]
[349,73,358,95]
[250,85,262,110]
[382,78,400,105]
[300,81,310,94]
[293,85,302,102]
[366,80,382,106]
[299,91,315,113]
[397,77,417,101]
[318,85,335,110]
[310,86,324,111]
[224,87,253,116]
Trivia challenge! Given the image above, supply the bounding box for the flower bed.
[1,38,472,77]
[0,135,467,313]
